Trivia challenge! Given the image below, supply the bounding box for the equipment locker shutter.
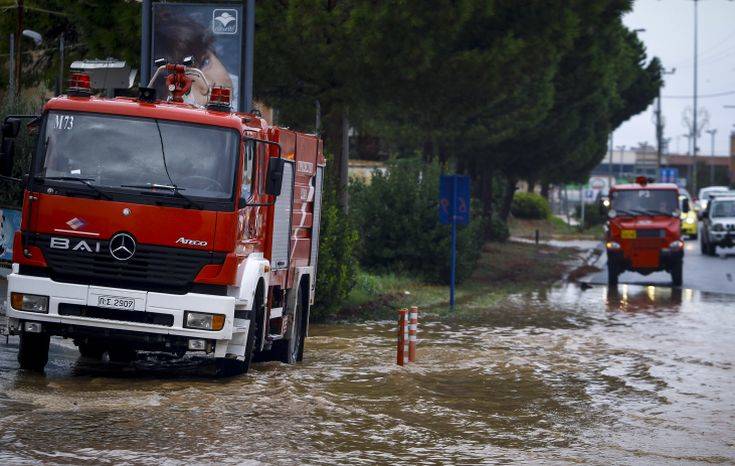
[310,167,324,272]
[271,161,294,269]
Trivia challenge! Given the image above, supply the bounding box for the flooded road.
[0,284,733,464]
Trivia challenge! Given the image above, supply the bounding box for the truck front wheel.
[215,286,261,377]
[17,333,50,371]
[671,260,683,287]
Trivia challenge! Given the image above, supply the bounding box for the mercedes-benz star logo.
[109,233,136,261]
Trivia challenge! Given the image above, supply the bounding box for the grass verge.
[336,241,585,321]
[509,216,603,240]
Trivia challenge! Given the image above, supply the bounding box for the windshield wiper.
[613,208,637,216]
[120,183,202,209]
[641,209,676,216]
[37,176,112,200]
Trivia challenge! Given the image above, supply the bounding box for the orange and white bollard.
[397,308,408,366]
[408,306,418,362]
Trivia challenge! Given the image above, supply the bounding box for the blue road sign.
[659,167,679,183]
[439,175,470,225]
[438,175,471,310]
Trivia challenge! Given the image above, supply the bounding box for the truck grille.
[31,234,225,294]
[58,303,174,327]
[636,229,664,238]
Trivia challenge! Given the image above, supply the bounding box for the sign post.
[439,175,470,310]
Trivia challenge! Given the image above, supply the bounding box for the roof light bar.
[207,86,231,112]
[67,72,92,97]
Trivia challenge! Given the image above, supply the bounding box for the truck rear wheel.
[76,340,105,359]
[273,283,307,364]
[17,333,50,371]
[607,261,619,288]
[106,346,137,363]
[671,260,683,287]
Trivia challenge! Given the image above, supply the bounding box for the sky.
[618,0,735,157]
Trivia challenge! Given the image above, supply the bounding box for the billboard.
[152,3,243,111]
[0,208,21,265]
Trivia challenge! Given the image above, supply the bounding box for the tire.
[77,342,106,359]
[106,346,137,363]
[215,286,261,377]
[18,333,50,371]
[671,260,683,287]
[274,284,307,364]
[607,261,619,288]
[706,241,717,257]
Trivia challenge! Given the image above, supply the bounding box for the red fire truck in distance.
[605,177,688,288]
[0,62,325,376]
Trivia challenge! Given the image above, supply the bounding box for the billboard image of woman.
[152,4,242,110]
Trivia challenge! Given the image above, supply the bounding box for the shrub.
[573,203,606,229]
[511,192,550,220]
[350,158,484,284]
[487,216,510,241]
[311,179,359,320]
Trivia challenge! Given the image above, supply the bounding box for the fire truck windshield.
[36,111,239,201]
[611,189,679,216]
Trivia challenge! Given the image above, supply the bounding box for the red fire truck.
[0,61,325,375]
[605,177,688,287]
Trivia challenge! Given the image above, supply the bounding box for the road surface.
[583,238,735,294]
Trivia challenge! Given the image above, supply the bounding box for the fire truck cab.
[0,64,325,376]
[605,177,687,287]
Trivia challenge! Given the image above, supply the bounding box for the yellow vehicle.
[679,191,698,239]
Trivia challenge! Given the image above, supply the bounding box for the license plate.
[97,295,135,310]
[621,229,637,239]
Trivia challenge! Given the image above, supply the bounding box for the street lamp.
[8,28,42,95]
[615,145,626,179]
[21,29,41,46]
[655,68,676,176]
[705,128,717,185]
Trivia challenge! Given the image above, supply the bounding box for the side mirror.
[2,118,21,138]
[265,158,285,196]
[682,198,690,213]
[0,124,17,177]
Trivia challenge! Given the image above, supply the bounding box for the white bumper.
[6,272,237,344]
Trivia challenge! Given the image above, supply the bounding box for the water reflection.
[0,283,732,464]
[605,285,683,313]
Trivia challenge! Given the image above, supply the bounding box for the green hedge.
[511,192,550,220]
[350,158,484,284]
[311,179,359,320]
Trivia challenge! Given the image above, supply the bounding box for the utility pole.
[706,128,717,185]
[655,68,676,177]
[140,0,151,85]
[8,34,14,96]
[692,0,699,195]
[616,145,626,179]
[608,133,614,189]
[13,0,24,94]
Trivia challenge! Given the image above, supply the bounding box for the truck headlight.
[606,241,621,250]
[184,311,225,331]
[668,240,684,250]
[713,223,724,232]
[10,293,49,313]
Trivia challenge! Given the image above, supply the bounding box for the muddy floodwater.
[0,284,733,464]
